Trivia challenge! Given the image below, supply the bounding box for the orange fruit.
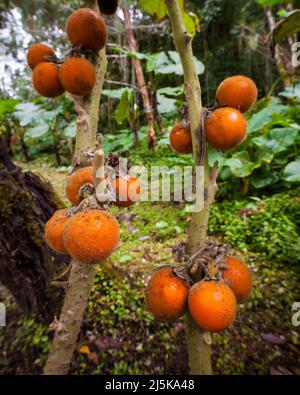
[205,107,247,150]
[188,280,237,332]
[27,44,55,70]
[146,267,189,321]
[63,209,119,264]
[66,8,108,52]
[32,62,65,98]
[222,256,252,302]
[45,209,69,254]
[59,57,96,96]
[216,75,257,113]
[169,123,193,154]
[66,167,94,206]
[111,177,140,207]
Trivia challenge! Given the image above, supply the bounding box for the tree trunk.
[0,137,66,323]
[165,0,218,375]
[44,0,107,375]
[122,1,157,150]
[265,7,293,87]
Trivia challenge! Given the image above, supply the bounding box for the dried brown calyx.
[173,240,231,283]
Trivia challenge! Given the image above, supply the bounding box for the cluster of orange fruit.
[170,75,257,152]
[27,5,112,98]
[146,257,252,332]
[45,165,140,263]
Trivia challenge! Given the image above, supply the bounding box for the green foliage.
[11,98,75,162]
[209,191,300,264]
[271,9,300,45]
[0,99,20,116]
[208,92,300,195]
[139,0,200,36]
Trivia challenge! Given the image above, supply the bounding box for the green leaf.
[279,83,300,101]
[157,86,184,97]
[115,90,133,124]
[155,221,168,228]
[139,0,199,36]
[102,87,133,100]
[225,152,260,178]
[156,93,178,114]
[208,149,227,168]
[110,45,151,61]
[252,127,299,153]
[153,51,204,76]
[0,99,20,117]
[25,123,49,138]
[63,121,76,138]
[282,159,300,182]
[272,10,300,45]
[14,102,42,126]
[251,168,279,188]
[119,254,132,263]
[247,105,288,133]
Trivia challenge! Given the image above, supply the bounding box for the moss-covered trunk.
[0,137,66,323]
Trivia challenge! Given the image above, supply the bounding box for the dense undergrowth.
[0,157,299,374]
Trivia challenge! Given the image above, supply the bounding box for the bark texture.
[0,137,66,323]
[165,0,218,375]
[122,2,157,150]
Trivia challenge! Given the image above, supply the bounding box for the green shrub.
[209,191,300,264]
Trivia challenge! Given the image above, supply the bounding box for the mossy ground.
[0,155,299,375]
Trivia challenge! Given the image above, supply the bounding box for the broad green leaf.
[156,93,178,114]
[157,86,184,97]
[247,104,288,133]
[63,121,76,138]
[272,10,300,45]
[115,90,132,124]
[14,102,42,126]
[225,156,259,178]
[102,88,133,100]
[151,51,204,76]
[139,0,199,36]
[251,168,279,188]
[0,99,20,117]
[252,127,299,153]
[282,159,300,182]
[208,149,227,168]
[146,52,170,73]
[25,123,49,138]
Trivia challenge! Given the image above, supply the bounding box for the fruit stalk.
[165,0,218,375]
[44,0,107,375]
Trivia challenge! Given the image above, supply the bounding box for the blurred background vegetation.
[0,0,300,375]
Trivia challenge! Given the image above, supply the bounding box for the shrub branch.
[44,0,107,375]
[165,0,220,375]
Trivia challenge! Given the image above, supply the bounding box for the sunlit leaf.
[253,127,299,153]
[63,121,76,138]
[115,90,133,124]
[282,159,300,182]
[25,123,49,138]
